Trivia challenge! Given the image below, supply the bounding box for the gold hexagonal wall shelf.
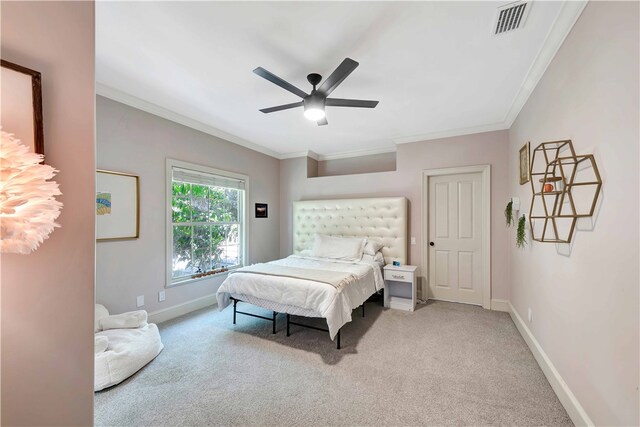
[529,140,602,243]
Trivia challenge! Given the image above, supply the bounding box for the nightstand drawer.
[384,270,412,282]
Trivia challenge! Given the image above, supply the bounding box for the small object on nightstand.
[392,260,401,267]
[383,264,418,312]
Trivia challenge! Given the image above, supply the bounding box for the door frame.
[422,164,491,309]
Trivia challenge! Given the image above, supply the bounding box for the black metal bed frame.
[230,296,365,350]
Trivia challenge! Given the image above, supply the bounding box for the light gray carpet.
[94,300,572,426]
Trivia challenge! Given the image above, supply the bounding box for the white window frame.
[166,158,249,287]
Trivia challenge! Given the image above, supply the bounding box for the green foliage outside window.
[171,181,241,281]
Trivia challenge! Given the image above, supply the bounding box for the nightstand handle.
[392,274,404,280]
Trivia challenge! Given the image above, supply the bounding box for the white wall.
[0,2,95,425]
[96,96,280,315]
[507,2,639,425]
[280,130,510,301]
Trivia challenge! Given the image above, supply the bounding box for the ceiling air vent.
[492,1,531,35]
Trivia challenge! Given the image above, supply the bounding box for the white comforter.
[216,255,384,339]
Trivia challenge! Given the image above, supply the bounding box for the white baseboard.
[508,302,593,426]
[490,299,510,312]
[148,294,217,324]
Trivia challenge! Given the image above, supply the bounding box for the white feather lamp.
[0,130,62,254]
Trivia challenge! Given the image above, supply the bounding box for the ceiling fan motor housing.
[304,94,325,110]
[307,73,322,88]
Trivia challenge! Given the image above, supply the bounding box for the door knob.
[429,242,435,247]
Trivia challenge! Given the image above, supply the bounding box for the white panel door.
[428,172,483,305]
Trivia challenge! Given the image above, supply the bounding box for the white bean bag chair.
[94,304,164,391]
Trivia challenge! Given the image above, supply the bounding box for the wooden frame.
[519,141,530,185]
[255,203,268,218]
[1,59,44,156]
[422,165,491,310]
[96,170,140,241]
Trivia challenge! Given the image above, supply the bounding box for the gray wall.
[1,2,95,425]
[280,130,510,301]
[317,152,396,177]
[507,2,639,425]
[96,96,280,314]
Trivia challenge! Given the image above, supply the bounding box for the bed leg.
[337,329,341,350]
[272,311,277,334]
[362,302,365,318]
[233,298,237,324]
[286,314,290,337]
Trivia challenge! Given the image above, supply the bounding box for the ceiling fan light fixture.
[304,107,325,121]
[303,96,325,121]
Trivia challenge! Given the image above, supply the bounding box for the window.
[167,159,247,285]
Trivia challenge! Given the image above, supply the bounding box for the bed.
[216,197,408,348]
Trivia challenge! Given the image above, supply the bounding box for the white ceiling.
[96,1,583,159]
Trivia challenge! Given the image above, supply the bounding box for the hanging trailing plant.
[516,215,527,248]
[504,201,514,227]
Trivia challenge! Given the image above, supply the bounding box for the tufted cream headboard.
[292,197,408,265]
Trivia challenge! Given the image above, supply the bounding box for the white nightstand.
[383,264,418,312]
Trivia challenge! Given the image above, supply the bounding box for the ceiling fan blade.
[317,117,328,126]
[259,101,303,114]
[253,67,308,98]
[325,98,379,108]
[317,58,359,97]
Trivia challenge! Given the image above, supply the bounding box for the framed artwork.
[255,203,268,218]
[519,142,530,185]
[96,170,140,241]
[1,60,44,156]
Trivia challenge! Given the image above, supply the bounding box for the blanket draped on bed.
[232,263,357,291]
[218,255,384,340]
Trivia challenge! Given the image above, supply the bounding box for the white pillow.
[99,310,148,331]
[364,239,384,255]
[361,251,385,266]
[311,234,366,261]
[95,304,110,333]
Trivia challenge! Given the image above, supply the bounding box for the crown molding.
[394,1,586,145]
[97,4,585,161]
[278,146,397,161]
[393,121,507,145]
[502,0,588,127]
[278,150,320,160]
[318,146,396,161]
[96,83,281,159]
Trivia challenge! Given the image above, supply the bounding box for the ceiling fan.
[253,58,379,126]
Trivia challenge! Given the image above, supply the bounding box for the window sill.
[167,267,238,288]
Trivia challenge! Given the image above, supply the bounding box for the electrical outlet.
[158,291,166,302]
[136,295,145,308]
[527,307,532,323]
[410,237,416,245]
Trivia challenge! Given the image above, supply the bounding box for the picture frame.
[255,203,268,218]
[519,141,530,185]
[96,170,140,241]
[1,60,44,156]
